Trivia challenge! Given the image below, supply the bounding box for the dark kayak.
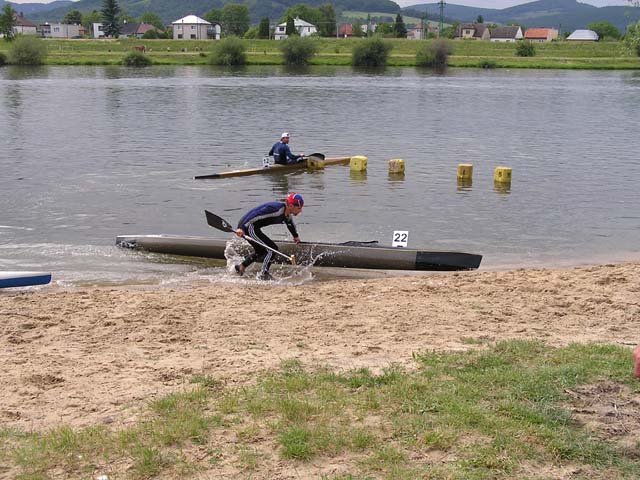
[116,234,482,271]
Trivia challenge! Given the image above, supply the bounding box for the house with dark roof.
[455,23,490,41]
[120,22,159,39]
[490,26,523,42]
[524,28,558,42]
[14,13,38,36]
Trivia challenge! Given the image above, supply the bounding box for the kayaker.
[234,193,304,281]
[269,132,304,165]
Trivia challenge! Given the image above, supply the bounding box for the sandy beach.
[1,262,639,433]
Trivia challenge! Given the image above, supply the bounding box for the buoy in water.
[388,158,405,174]
[350,155,368,172]
[494,166,512,183]
[457,163,473,181]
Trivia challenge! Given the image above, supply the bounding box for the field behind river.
[1,37,638,68]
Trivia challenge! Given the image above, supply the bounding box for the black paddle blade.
[307,153,325,161]
[205,210,235,233]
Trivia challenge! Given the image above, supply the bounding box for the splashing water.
[222,237,315,286]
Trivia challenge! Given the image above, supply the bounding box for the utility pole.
[438,0,446,36]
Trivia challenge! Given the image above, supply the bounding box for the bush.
[515,41,535,57]
[141,29,159,39]
[478,59,497,69]
[279,36,318,66]
[209,36,247,66]
[0,51,6,66]
[352,37,393,67]
[415,39,452,67]
[122,50,152,66]
[8,36,47,65]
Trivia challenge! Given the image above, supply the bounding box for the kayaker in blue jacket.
[269,132,304,165]
[234,193,304,281]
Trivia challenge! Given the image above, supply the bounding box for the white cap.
[281,132,290,138]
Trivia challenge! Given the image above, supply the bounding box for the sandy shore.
[1,262,639,432]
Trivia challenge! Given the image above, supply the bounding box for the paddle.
[305,153,325,161]
[204,210,296,265]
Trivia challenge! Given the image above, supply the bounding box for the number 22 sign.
[392,231,408,248]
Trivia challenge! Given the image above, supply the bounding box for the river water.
[1,65,639,286]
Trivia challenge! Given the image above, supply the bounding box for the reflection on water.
[1,65,639,284]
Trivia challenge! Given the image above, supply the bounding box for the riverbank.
[1,38,638,69]
[2,261,639,478]
[2,261,638,431]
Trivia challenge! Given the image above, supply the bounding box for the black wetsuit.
[237,202,298,274]
[269,141,302,165]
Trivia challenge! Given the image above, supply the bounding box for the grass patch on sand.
[3,340,639,479]
[0,38,637,69]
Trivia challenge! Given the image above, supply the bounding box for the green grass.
[3,341,639,479]
[0,38,637,69]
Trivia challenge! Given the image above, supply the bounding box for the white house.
[567,29,599,41]
[92,22,105,38]
[274,17,317,40]
[172,14,218,40]
[490,25,523,42]
[40,23,82,39]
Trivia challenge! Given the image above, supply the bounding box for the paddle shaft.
[204,210,296,265]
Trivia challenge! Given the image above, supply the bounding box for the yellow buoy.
[388,158,405,174]
[494,166,512,183]
[457,163,473,181]
[350,155,368,172]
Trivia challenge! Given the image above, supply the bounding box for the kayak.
[194,156,351,179]
[0,271,52,289]
[116,234,482,271]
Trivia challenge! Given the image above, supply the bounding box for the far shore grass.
[1,37,639,69]
[2,340,639,479]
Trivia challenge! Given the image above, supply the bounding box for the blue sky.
[7,0,633,6]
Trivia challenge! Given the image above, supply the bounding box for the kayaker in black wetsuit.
[234,193,304,281]
[269,132,304,165]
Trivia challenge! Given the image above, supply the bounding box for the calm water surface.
[1,65,639,285]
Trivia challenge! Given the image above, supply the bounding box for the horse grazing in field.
[134,45,146,53]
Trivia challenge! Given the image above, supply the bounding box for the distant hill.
[1,1,74,16]
[404,0,640,32]
[15,0,403,25]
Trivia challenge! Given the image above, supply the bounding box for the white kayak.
[0,271,52,289]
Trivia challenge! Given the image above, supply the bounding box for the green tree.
[375,22,394,37]
[476,15,484,23]
[0,4,16,41]
[140,12,164,30]
[625,21,640,56]
[352,22,364,38]
[221,4,250,37]
[101,0,121,38]
[82,10,102,33]
[352,37,393,66]
[63,10,82,25]
[318,4,336,37]
[209,36,247,65]
[366,13,372,37]
[282,5,323,27]
[286,16,296,36]
[586,21,620,40]
[205,8,223,26]
[393,13,407,38]
[280,35,318,65]
[258,17,270,39]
